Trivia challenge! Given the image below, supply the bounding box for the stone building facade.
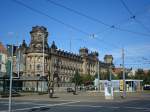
[12,26,113,91]
[0,42,8,77]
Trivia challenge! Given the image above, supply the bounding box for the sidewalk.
[4,91,149,102]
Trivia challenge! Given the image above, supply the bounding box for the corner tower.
[25,26,50,92]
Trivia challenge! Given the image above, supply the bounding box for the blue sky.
[0,0,150,69]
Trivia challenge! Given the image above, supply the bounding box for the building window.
[37,64,41,70]
[38,57,40,62]
[36,74,40,77]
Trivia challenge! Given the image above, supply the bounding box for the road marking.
[125,106,150,110]
[10,101,80,112]
[9,98,79,102]
[65,104,119,108]
[0,101,47,106]
[64,104,150,110]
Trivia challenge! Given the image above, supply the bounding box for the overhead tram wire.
[46,0,150,64]
[95,5,150,35]
[120,0,150,33]
[12,0,147,68]
[47,0,110,27]
[95,4,150,35]
[46,0,150,37]
[46,0,150,61]
[14,0,147,59]
[13,0,123,54]
[13,0,89,36]
[13,1,125,66]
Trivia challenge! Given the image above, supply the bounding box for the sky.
[0,0,150,70]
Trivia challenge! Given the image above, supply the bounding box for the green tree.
[72,70,82,94]
[135,69,145,80]
[143,70,150,85]
[100,70,109,80]
[82,74,94,85]
[72,71,82,86]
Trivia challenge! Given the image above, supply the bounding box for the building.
[0,42,8,91]
[0,42,8,77]
[11,26,113,92]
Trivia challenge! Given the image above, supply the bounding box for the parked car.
[143,85,150,90]
[67,88,75,93]
[86,85,95,91]
[0,89,21,98]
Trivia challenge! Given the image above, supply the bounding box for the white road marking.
[125,106,150,110]
[10,101,80,111]
[0,101,46,106]
[10,98,79,102]
[1,101,150,112]
[64,104,150,110]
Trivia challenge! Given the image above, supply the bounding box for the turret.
[104,55,113,64]
[79,47,88,57]
[50,41,57,50]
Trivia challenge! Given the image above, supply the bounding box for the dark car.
[143,85,150,90]
[67,88,75,93]
[0,89,21,98]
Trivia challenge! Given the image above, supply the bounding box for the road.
[0,98,150,112]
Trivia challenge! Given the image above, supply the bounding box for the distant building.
[0,42,7,77]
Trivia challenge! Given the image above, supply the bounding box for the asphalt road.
[0,98,150,112]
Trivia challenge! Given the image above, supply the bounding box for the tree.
[100,70,109,80]
[143,70,150,85]
[71,70,82,94]
[82,74,94,86]
[72,70,82,86]
[135,69,145,80]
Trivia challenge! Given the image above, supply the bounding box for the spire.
[22,40,27,48]
[51,41,57,49]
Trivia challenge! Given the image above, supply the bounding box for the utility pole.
[122,48,126,98]
[8,44,13,112]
